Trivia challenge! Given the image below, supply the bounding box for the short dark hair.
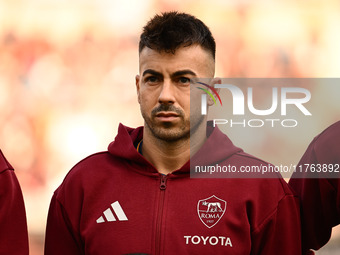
[139,11,216,59]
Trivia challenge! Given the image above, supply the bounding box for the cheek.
[178,97,191,116]
[139,91,156,111]
[188,90,203,114]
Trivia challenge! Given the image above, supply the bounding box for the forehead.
[139,45,215,76]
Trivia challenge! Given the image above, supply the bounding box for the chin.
[151,126,190,142]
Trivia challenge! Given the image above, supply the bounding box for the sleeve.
[250,194,302,255]
[291,178,338,254]
[289,141,340,254]
[44,192,84,255]
[0,170,29,255]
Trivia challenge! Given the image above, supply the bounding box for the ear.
[135,75,141,104]
[207,77,221,106]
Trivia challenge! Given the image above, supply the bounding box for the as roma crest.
[197,195,226,228]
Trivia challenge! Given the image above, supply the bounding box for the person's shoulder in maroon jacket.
[289,121,340,255]
[0,149,29,254]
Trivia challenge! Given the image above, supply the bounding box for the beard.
[141,104,204,142]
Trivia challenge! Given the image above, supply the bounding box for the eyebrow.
[142,69,162,77]
[142,69,197,78]
[171,70,197,78]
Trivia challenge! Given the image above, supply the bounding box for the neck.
[142,124,207,175]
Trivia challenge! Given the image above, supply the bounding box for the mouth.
[155,112,180,121]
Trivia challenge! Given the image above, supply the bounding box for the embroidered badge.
[197,195,226,228]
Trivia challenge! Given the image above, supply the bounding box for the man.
[45,12,301,254]
[289,121,340,255]
[0,149,29,254]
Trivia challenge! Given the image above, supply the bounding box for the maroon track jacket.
[45,123,301,255]
[290,121,340,254]
[0,150,29,255]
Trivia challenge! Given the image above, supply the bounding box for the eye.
[178,77,191,85]
[145,76,159,84]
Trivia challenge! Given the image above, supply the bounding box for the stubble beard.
[141,104,205,142]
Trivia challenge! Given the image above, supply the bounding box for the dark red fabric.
[0,150,29,255]
[45,123,301,255]
[290,121,340,255]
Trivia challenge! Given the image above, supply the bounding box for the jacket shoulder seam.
[58,151,110,185]
[251,193,296,234]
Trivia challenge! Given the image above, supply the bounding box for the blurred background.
[0,0,340,254]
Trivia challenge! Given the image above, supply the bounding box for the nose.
[158,80,175,105]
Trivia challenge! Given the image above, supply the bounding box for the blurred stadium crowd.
[1,0,340,254]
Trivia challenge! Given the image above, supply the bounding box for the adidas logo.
[96,201,128,223]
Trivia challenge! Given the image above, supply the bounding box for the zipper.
[155,175,167,255]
